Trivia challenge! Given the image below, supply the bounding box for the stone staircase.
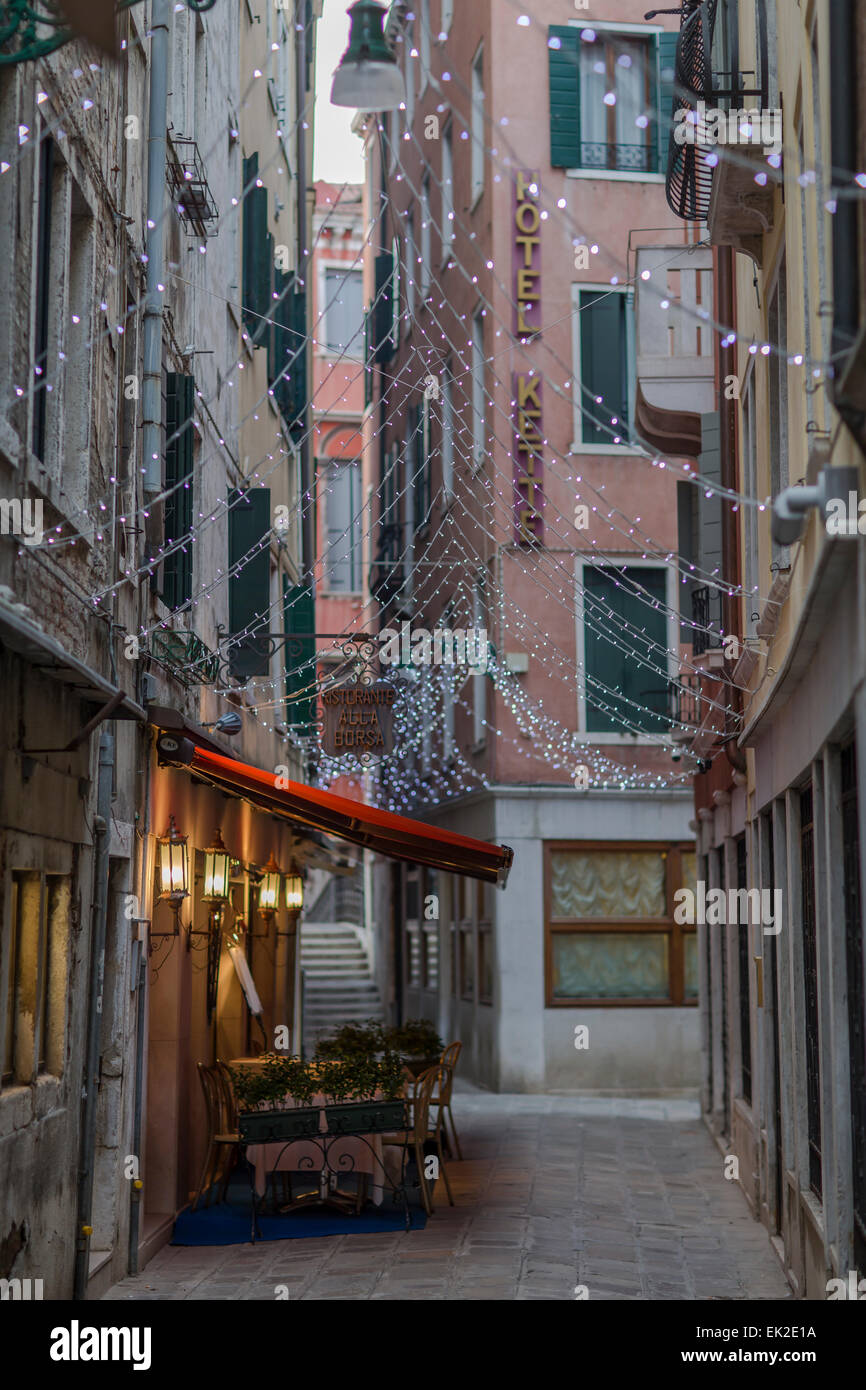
[300,923,384,1057]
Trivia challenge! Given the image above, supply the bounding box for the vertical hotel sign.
[513,171,543,544]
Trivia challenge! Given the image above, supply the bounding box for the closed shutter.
[163,372,195,610]
[698,411,722,577]
[580,291,629,444]
[656,31,679,172]
[373,252,394,362]
[549,26,580,168]
[283,579,316,728]
[412,403,429,531]
[584,566,668,733]
[228,487,272,679]
[363,309,373,408]
[242,152,271,343]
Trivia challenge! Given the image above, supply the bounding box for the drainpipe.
[73,728,115,1300]
[142,0,171,497]
[296,4,313,578]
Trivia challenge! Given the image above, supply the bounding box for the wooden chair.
[383,1064,453,1214]
[429,1041,463,1160]
[192,1062,240,1210]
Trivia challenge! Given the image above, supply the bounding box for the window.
[420,175,432,298]
[325,460,361,591]
[800,784,823,1198]
[163,372,195,611]
[545,844,695,1005]
[472,575,486,747]
[405,212,416,324]
[471,46,485,202]
[325,267,363,355]
[582,564,669,734]
[412,398,431,531]
[441,365,454,499]
[228,486,272,680]
[767,257,789,569]
[549,26,660,174]
[31,132,94,501]
[842,742,866,1271]
[441,122,454,261]
[736,834,752,1104]
[471,309,485,467]
[2,873,70,1087]
[741,370,759,639]
[242,152,271,344]
[404,18,415,128]
[419,0,431,85]
[442,601,455,761]
[575,287,632,445]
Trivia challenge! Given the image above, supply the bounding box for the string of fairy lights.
[4,4,847,807]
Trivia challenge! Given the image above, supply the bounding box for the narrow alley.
[103,1090,790,1302]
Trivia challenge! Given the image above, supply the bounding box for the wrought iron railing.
[0,0,216,66]
[669,673,703,728]
[578,141,660,175]
[691,584,724,656]
[664,0,769,223]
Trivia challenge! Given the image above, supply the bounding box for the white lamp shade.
[331,60,406,111]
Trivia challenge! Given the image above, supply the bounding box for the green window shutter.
[656,31,679,173]
[163,372,195,610]
[269,269,307,433]
[242,152,271,343]
[228,486,272,679]
[549,26,580,168]
[584,566,668,734]
[363,309,373,408]
[373,251,394,362]
[283,579,316,729]
[580,290,629,445]
[412,403,426,531]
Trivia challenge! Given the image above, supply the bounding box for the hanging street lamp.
[284,862,305,917]
[151,814,189,946]
[257,852,282,932]
[201,828,232,910]
[330,1,406,111]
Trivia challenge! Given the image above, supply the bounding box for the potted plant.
[385,1019,444,1078]
[231,1051,407,1143]
[314,1020,385,1060]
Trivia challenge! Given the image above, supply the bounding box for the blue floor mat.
[172,1169,426,1245]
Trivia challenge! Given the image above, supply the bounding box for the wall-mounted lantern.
[152,815,189,946]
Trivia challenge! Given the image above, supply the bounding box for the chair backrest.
[196,1062,224,1137]
[216,1059,238,1130]
[436,1041,462,1104]
[409,1065,440,1143]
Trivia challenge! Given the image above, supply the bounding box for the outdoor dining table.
[229,1057,408,1235]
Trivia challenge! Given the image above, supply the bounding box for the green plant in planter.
[232,1050,407,1113]
[314,1020,385,1060]
[385,1018,443,1059]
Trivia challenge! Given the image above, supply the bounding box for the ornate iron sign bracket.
[0,0,216,66]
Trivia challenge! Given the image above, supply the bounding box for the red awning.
[154,728,513,886]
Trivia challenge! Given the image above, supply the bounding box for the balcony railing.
[691,585,724,657]
[669,673,703,730]
[664,0,769,224]
[578,142,660,175]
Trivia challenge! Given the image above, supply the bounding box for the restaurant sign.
[321,683,396,757]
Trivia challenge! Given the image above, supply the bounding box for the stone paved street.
[103,1089,791,1301]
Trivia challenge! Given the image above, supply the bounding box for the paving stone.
[103,1090,792,1303]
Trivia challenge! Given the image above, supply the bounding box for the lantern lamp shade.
[330,1,406,111]
[203,829,231,902]
[259,853,282,915]
[158,815,189,900]
[285,865,304,912]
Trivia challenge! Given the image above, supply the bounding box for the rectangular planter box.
[239,1107,321,1144]
[324,1100,407,1136]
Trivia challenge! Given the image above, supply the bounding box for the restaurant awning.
[153,724,513,887]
